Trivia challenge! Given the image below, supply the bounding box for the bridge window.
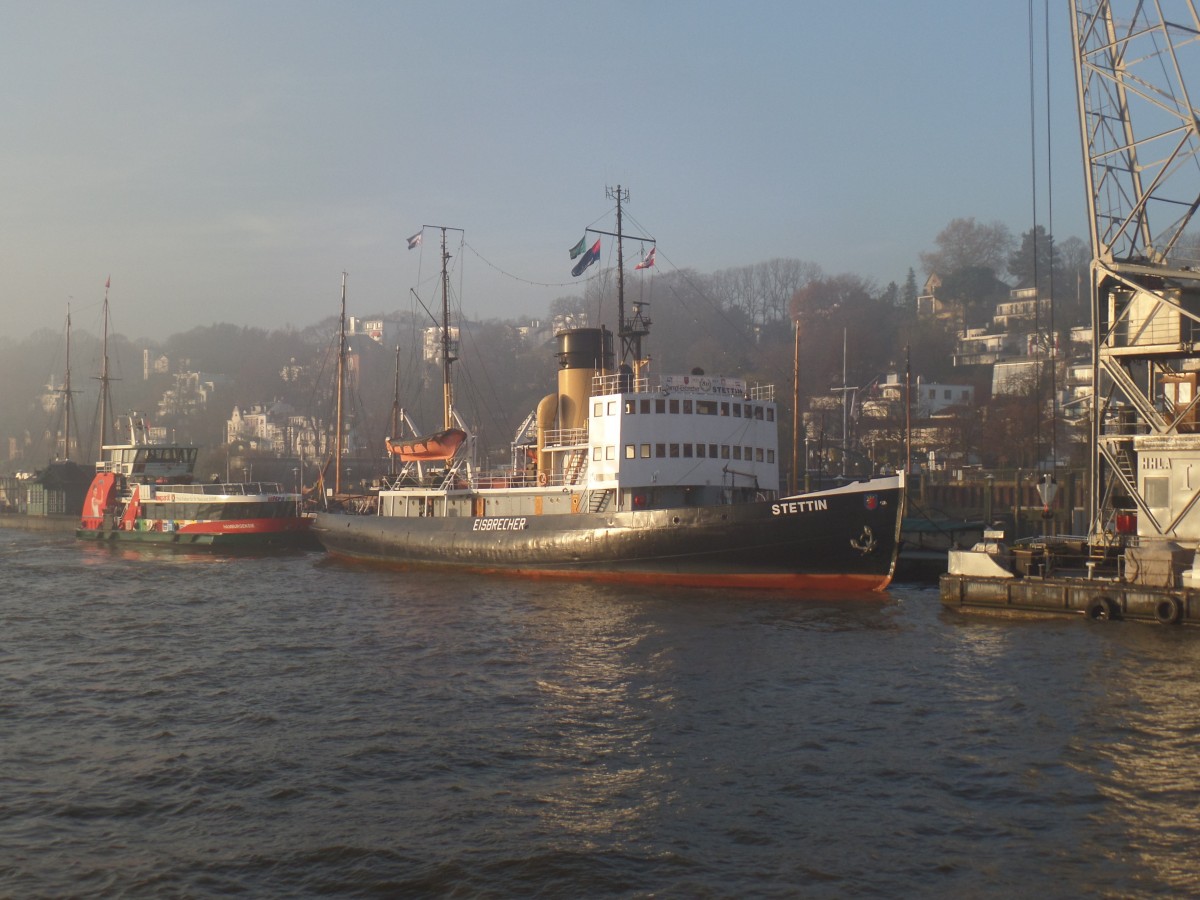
[640,444,651,458]
[625,444,635,459]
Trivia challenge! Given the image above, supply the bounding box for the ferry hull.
[314,480,903,591]
[77,518,318,550]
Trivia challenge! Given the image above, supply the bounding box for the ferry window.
[606,445,616,460]
[732,403,742,417]
[744,445,752,459]
[656,443,666,458]
[640,399,651,414]
[697,400,717,415]
[625,400,636,415]
[640,444,651,458]
[709,443,718,457]
[767,450,775,463]
[655,399,666,414]
[683,443,693,458]
[766,408,775,422]
[720,402,729,416]
[669,399,680,414]
[593,446,603,461]
[607,401,617,416]
[625,444,636,459]
[697,444,707,458]
[594,401,604,417]
[733,446,742,460]
[756,448,764,462]
[683,399,692,414]
[754,406,764,420]
[670,443,680,457]
[721,445,730,459]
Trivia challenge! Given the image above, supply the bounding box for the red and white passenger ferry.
[77,416,315,549]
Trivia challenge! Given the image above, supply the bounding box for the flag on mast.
[571,239,601,277]
[407,231,422,250]
[635,246,656,270]
[568,235,587,259]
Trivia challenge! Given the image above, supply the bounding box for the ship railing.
[165,482,288,496]
[750,383,775,402]
[592,373,649,395]
[543,427,588,448]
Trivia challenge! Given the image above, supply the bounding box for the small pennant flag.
[568,235,588,259]
[407,231,422,250]
[105,276,111,289]
[635,246,656,270]
[571,239,601,277]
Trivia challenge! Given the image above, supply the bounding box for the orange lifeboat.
[385,428,467,462]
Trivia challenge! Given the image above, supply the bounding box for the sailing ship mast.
[334,272,347,497]
[93,278,114,457]
[58,304,79,461]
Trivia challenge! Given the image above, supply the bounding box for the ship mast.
[59,303,79,461]
[584,187,654,366]
[334,272,347,497]
[93,278,114,456]
[439,227,456,431]
[389,342,401,476]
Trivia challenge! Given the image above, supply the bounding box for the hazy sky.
[1,1,1084,342]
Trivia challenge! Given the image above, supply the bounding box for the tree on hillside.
[938,266,1010,329]
[920,217,1014,276]
[901,268,919,309]
[1007,225,1057,291]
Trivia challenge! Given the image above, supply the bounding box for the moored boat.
[77,415,316,549]
[314,206,904,590]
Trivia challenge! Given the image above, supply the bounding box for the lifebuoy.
[537,471,548,486]
[1086,596,1119,622]
[1154,597,1183,626]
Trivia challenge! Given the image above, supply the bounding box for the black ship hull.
[314,477,903,591]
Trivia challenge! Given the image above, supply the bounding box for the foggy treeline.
[0,217,1094,472]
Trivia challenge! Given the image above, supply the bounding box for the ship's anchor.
[850,526,877,554]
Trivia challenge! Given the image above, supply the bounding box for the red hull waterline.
[321,552,895,593]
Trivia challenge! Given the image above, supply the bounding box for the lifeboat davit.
[385,428,467,461]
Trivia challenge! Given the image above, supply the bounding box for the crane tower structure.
[1073,1,1200,565]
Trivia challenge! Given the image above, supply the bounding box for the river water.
[3,526,1200,897]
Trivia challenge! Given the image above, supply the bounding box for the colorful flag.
[635,246,656,270]
[568,235,587,259]
[105,276,110,289]
[407,232,422,250]
[571,239,601,277]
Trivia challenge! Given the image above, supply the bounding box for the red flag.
[105,276,111,289]
[635,247,656,270]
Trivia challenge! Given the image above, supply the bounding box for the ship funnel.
[556,328,613,431]
[534,328,612,484]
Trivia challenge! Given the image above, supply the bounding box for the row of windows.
[594,397,774,422]
[600,443,775,463]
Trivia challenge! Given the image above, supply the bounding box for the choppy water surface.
[3,527,1200,897]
